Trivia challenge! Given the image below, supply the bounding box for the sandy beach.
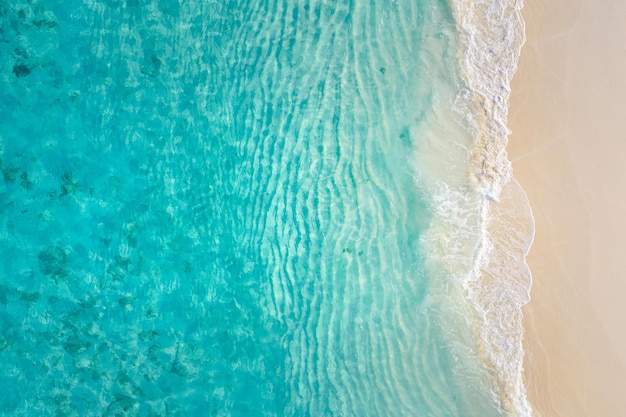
[508,0,626,415]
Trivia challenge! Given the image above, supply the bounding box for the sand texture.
[508,0,626,415]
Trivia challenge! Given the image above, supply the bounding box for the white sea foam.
[448,0,534,416]
[451,0,525,199]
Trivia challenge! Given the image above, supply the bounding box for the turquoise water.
[0,0,527,416]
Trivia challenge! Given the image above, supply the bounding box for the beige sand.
[507,0,626,415]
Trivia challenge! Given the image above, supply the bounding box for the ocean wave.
[448,0,534,416]
[452,0,525,200]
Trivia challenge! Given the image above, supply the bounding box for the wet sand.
[507,0,626,415]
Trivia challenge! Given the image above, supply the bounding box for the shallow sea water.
[0,0,519,416]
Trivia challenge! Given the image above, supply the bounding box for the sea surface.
[0,0,532,416]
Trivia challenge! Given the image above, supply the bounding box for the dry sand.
[507,0,626,415]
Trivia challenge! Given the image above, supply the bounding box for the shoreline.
[508,0,626,415]
[448,1,532,414]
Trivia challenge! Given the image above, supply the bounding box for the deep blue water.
[0,0,505,415]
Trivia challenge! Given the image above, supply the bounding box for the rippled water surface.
[0,1,510,416]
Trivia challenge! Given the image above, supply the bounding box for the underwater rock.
[2,164,19,182]
[33,12,58,30]
[38,245,68,277]
[106,255,130,281]
[12,63,31,78]
[140,54,162,78]
[60,171,81,197]
[20,171,33,190]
